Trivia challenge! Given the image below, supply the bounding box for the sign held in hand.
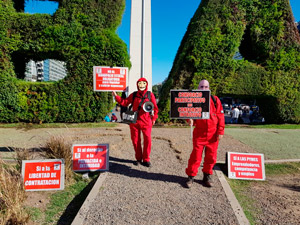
[93,66,128,92]
[170,90,210,119]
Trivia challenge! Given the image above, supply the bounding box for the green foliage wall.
[0,0,130,123]
[159,0,300,124]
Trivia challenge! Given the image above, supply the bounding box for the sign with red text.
[22,159,65,191]
[170,90,210,119]
[93,66,128,92]
[72,144,109,172]
[228,152,265,180]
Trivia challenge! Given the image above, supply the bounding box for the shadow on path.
[0,147,14,152]
[109,156,187,188]
[280,184,300,193]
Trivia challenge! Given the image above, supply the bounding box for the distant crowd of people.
[230,104,263,124]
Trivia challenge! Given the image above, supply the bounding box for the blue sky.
[25,0,300,85]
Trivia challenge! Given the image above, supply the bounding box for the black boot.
[203,173,212,188]
[133,160,142,166]
[185,176,194,188]
[142,161,152,167]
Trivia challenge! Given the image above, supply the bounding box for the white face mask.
[138,81,147,91]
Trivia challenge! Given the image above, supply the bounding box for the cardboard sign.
[72,144,109,172]
[227,152,265,180]
[170,90,210,119]
[93,66,128,92]
[22,159,65,191]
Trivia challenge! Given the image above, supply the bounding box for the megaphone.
[143,101,154,113]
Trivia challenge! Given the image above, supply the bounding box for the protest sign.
[227,152,265,180]
[93,66,128,92]
[72,144,109,172]
[22,159,64,191]
[170,90,210,119]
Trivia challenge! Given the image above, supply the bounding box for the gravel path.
[83,124,241,225]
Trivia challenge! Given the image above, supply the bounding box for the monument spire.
[129,0,152,93]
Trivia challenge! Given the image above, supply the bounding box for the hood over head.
[137,77,148,93]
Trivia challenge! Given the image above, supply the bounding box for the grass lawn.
[225,128,300,160]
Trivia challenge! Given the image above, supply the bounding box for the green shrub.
[159,0,300,124]
[0,0,130,123]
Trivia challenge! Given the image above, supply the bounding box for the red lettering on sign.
[174,97,206,103]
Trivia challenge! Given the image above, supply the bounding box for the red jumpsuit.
[115,78,158,163]
[185,96,225,176]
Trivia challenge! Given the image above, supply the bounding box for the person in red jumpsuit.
[185,80,225,188]
[112,78,158,167]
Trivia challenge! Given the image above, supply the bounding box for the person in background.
[120,92,128,121]
[104,115,110,122]
[111,113,118,122]
[112,77,158,167]
[230,106,239,124]
[237,106,244,124]
[185,79,225,188]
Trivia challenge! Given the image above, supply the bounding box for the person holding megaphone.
[112,78,158,167]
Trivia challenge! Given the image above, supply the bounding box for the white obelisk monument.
[128,0,152,93]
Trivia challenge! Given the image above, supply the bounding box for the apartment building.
[25,59,67,82]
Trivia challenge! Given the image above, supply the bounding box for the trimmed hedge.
[0,0,130,123]
[158,0,300,124]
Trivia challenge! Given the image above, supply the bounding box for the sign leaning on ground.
[227,152,265,180]
[22,159,65,191]
[93,66,128,92]
[72,144,109,172]
[170,90,210,119]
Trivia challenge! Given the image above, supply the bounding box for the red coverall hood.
[136,77,148,94]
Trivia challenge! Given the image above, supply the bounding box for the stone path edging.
[265,159,300,163]
[71,172,108,225]
[214,166,250,225]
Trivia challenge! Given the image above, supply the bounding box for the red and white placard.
[22,159,65,191]
[93,66,128,92]
[72,144,109,172]
[228,152,265,180]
